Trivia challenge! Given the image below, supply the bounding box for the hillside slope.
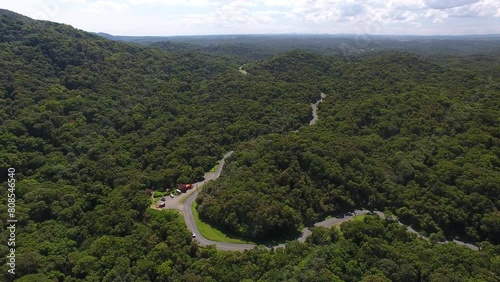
[198,52,500,242]
[0,10,499,282]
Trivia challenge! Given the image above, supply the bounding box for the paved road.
[362,211,479,251]
[309,92,326,125]
[184,188,257,251]
[390,217,479,251]
[185,176,479,251]
[183,165,479,252]
[238,64,248,75]
[182,151,257,251]
[296,210,362,242]
[177,94,480,252]
[156,152,233,211]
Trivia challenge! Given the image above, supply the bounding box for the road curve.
[185,159,480,252]
[238,64,248,75]
[309,92,326,126]
[184,191,257,251]
[183,151,259,251]
[180,95,480,252]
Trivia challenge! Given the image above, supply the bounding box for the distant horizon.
[1,0,499,36]
[95,31,500,38]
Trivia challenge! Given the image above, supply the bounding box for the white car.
[192,233,196,238]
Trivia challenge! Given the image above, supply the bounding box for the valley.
[0,8,499,282]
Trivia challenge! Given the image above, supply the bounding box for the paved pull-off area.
[238,64,248,75]
[154,151,233,212]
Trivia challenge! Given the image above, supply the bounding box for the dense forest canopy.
[99,32,500,62]
[198,50,500,242]
[0,9,499,281]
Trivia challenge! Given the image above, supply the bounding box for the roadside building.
[177,183,192,193]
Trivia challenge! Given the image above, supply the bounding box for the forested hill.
[198,51,500,242]
[1,10,500,281]
[0,11,324,188]
[150,41,278,62]
[100,32,500,62]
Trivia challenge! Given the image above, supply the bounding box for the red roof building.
[177,183,192,193]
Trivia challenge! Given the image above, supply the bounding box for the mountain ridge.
[0,8,499,282]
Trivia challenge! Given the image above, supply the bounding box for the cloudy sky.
[1,0,500,36]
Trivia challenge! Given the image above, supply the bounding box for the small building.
[177,183,192,193]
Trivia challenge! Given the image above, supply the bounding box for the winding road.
[182,151,258,251]
[238,64,248,75]
[309,92,326,125]
[174,91,479,252]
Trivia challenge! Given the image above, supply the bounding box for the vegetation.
[353,215,366,222]
[191,202,250,244]
[198,51,500,243]
[153,191,165,198]
[109,33,500,62]
[209,161,220,173]
[0,9,499,281]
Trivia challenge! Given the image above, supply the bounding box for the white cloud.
[83,0,130,12]
[126,0,214,7]
[290,0,408,25]
[283,0,500,29]
[58,0,87,3]
[386,0,426,11]
[186,1,283,28]
[256,0,307,7]
[424,0,479,9]
[463,0,500,17]
[422,0,500,23]
[0,0,499,35]
[382,10,420,23]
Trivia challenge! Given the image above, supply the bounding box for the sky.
[1,0,500,36]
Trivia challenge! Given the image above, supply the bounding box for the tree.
[481,212,500,244]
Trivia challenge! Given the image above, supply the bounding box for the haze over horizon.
[1,0,499,36]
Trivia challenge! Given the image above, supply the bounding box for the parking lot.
[154,183,203,211]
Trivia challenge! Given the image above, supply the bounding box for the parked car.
[160,197,166,201]
[176,189,182,194]
[170,194,174,198]
[158,202,165,208]
[192,233,196,238]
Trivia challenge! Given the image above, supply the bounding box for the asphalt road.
[178,94,480,252]
[182,151,259,251]
[238,64,248,75]
[157,151,233,211]
[182,156,479,252]
[309,92,326,126]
